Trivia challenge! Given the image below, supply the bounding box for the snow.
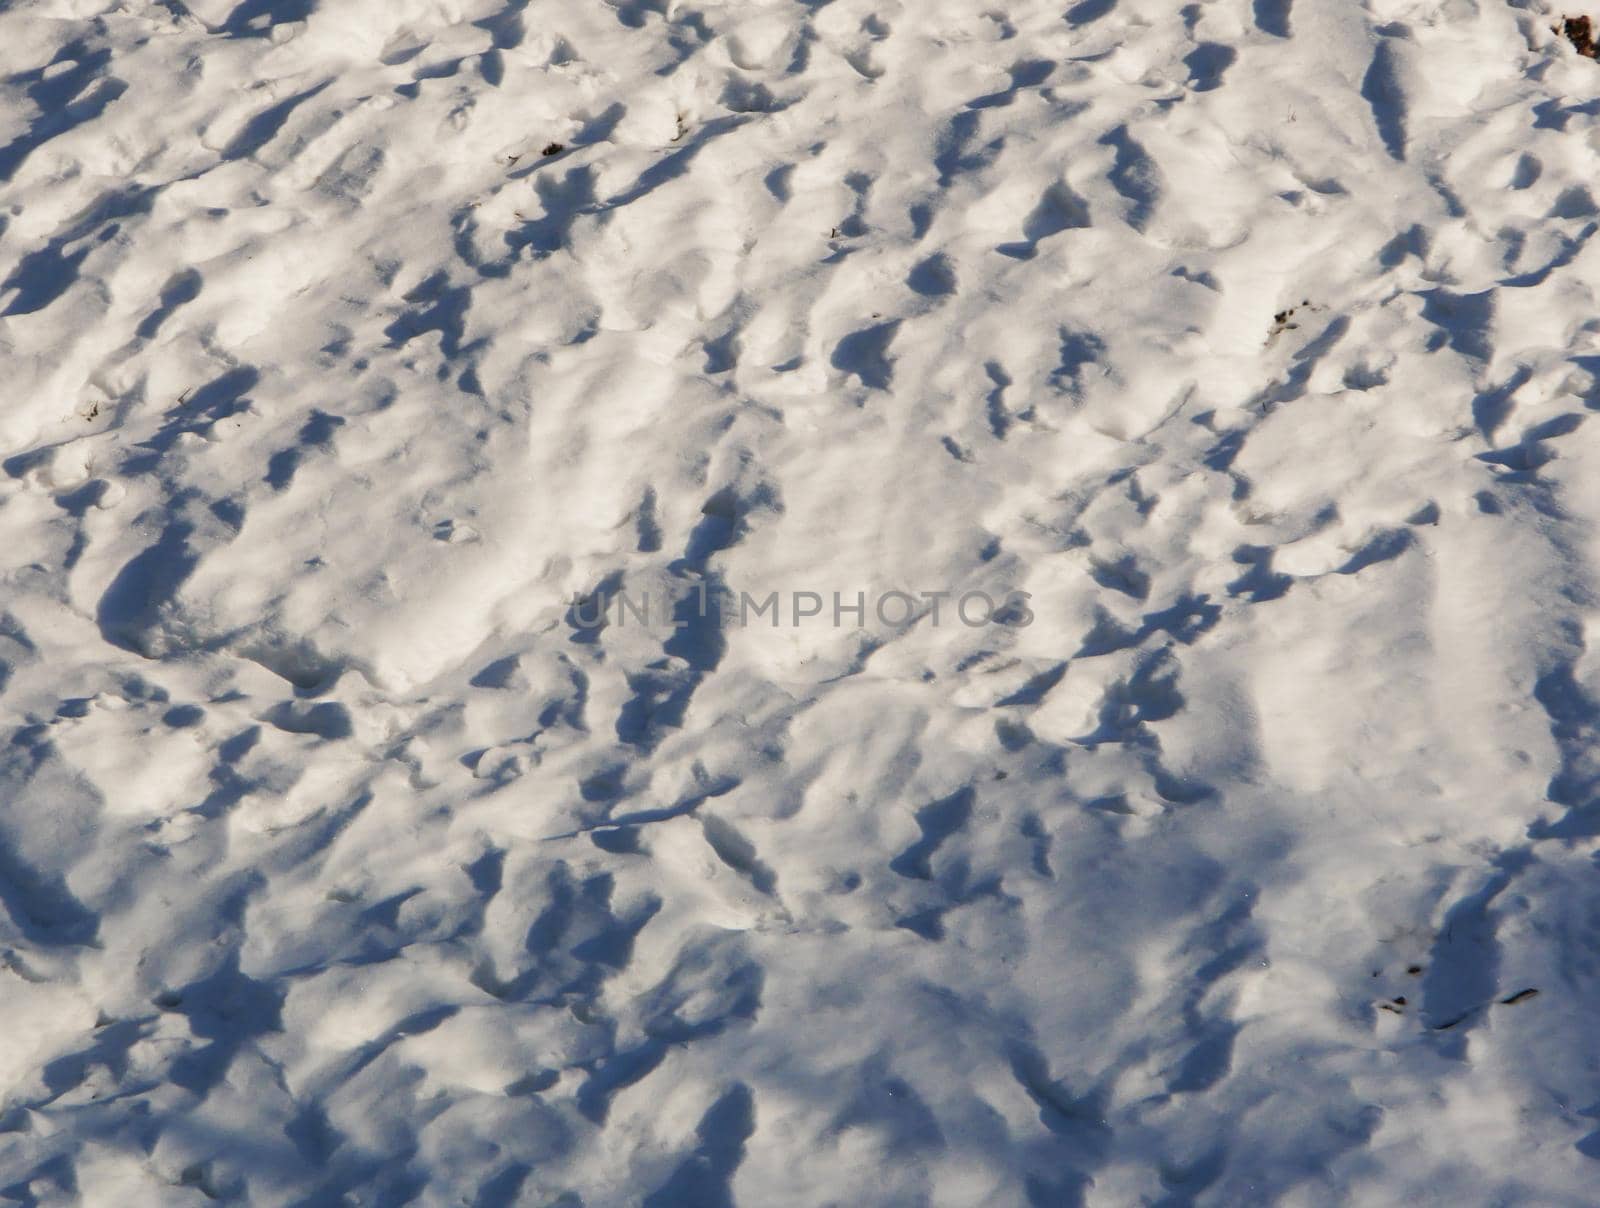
[3,0,1600,1201]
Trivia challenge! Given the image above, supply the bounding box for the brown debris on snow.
[1562,15,1599,58]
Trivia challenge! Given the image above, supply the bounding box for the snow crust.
[4,0,1600,1201]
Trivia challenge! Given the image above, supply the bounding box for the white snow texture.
[2,0,1600,1203]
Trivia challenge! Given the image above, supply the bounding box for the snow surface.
[4,0,1600,1202]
